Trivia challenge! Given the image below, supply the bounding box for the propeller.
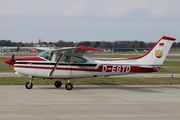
[11,53,15,63]
[9,53,15,65]
[4,53,16,65]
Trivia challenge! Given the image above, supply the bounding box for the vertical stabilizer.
[135,36,176,65]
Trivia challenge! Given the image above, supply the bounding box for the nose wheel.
[25,76,33,89]
[25,82,33,89]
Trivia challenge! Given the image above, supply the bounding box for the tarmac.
[0,85,180,120]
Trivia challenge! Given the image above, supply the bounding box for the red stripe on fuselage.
[14,56,46,61]
[14,64,158,73]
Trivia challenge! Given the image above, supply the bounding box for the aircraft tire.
[25,82,33,89]
[54,80,62,88]
[65,83,73,90]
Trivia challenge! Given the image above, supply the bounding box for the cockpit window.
[73,56,87,63]
[55,54,71,63]
[55,54,87,63]
[61,56,71,62]
[38,50,53,61]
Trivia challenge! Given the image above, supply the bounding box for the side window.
[73,56,87,63]
[55,55,71,63]
[55,54,60,62]
[55,55,86,63]
[61,56,71,62]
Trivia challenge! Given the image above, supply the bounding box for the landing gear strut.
[54,80,62,88]
[25,77,33,89]
[65,79,73,90]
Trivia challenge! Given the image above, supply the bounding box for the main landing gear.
[65,80,73,90]
[54,80,62,88]
[54,79,73,90]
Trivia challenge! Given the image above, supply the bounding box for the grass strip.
[0,77,180,85]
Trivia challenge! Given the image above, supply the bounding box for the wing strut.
[48,53,64,77]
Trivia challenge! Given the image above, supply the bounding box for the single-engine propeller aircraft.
[4,36,176,90]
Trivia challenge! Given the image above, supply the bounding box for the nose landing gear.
[25,77,33,89]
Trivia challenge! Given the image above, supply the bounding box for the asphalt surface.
[0,85,180,120]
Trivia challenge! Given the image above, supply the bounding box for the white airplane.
[4,36,176,90]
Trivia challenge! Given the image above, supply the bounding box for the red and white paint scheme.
[4,36,176,90]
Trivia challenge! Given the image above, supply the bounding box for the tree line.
[0,39,180,49]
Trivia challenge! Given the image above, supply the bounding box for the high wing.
[48,46,99,76]
[51,46,99,52]
[36,46,99,53]
[35,47,53,51]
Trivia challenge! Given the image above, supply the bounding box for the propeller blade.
[10,53,15,63]
[11,53,14,60]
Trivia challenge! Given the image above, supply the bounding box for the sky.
[0,0,180,43]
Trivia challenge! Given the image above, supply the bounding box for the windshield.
[38,50,53,60]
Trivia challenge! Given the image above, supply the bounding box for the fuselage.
[4,36,176,79]
[5,50,158,79]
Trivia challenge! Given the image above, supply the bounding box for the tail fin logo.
[155,50,163,58]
